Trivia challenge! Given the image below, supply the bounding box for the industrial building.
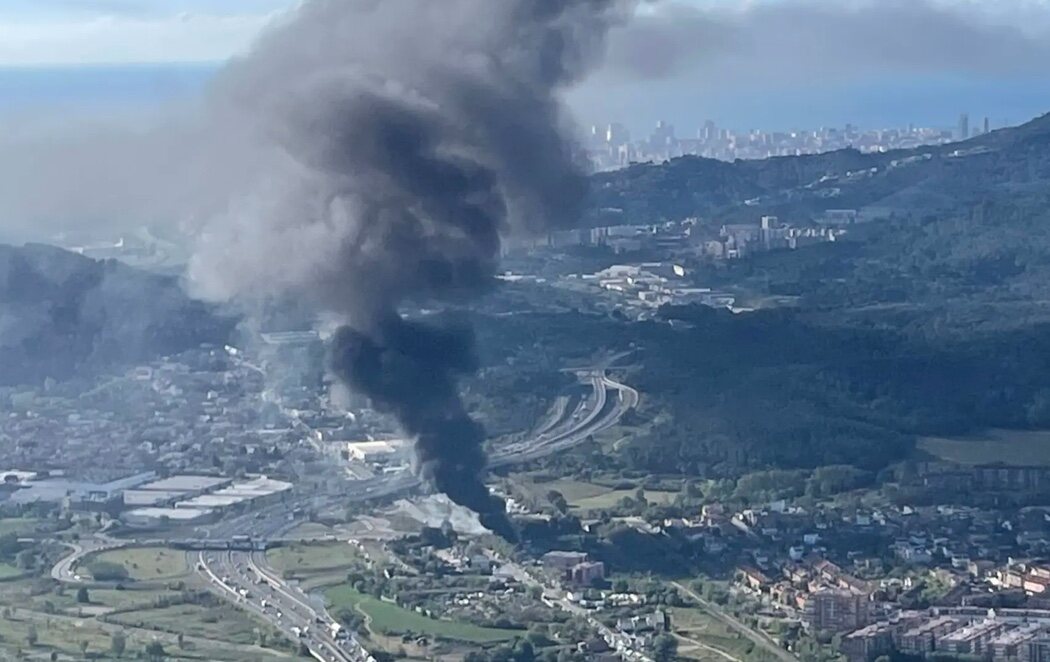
[176,476,292,513]
[9,472,157,509]
[346,440,404,464]
[123,475,232,507]
[120,475,291,527]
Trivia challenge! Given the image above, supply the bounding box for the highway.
[195,548,374,662]
[68,357,640,660]
[206,363,639,537]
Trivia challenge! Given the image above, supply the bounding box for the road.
[493,553,653,662]
[227,362,640,536]
[195,548,374,662]
[672,582,796,662]
[51,356,640,659]
[51,534,125,583]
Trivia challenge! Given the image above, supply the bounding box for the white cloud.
[0,12,284,65]
[0,0,1047,66]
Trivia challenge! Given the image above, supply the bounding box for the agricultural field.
[324,584,520,643]
[88,546,189,582]
[919,429,1050,466]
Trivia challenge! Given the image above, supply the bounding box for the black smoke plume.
[184,0,633,538]
[328,318,516,540]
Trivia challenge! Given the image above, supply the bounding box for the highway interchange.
[52,362,641,662]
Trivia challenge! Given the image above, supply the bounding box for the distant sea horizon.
[0,62,220,111]
[2,63,1050,136]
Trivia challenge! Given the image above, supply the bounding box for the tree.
[513,640,536,662]
[613,579,630,593]
[0,534,22,560]
[15,549,35,571]
[547,491,569,514]
[110,630,127,658]
[76,587,90,604]
[87,561,129,582]
[145,640,166,661]
[25,625,37,647]
[634,487,648,507]
[79,640,89,657]
[652,633,678,662]
[176,633,185,649]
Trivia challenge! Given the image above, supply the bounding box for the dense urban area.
[583,114,985,171]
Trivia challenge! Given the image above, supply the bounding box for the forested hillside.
[0,243,234,385]
[586,111,1050,227]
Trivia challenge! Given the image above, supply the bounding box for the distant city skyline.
[0,62,1042,142]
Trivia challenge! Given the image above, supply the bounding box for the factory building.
[121,475,291,528]
[123,475,232,507]
[9,471,157,510]
[176,476,292,513]
[346,440,404,464]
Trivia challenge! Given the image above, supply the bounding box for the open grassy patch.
[670,608,781,662]
[266,542,361,578]
[519,477,679,512]
[89,546,189,582]
[81,587,187,611]
[0,563,22,579]
[0,517,42,537]
[284,521,335,539]
[108,602,264,645]
[571,487,679,510]
[919,429,1050,466]
[325,584,519,643]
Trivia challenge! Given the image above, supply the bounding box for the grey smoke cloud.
[596,0,1050,83]
[182,0,632,538]
[0,0,631,536]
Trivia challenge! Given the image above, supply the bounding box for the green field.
[109,602,266,645]
[0,517,42,537]
[919,429,1050,466]
[0,572,292,661]
[266,542,360,577]
[325,584,519,643]
[89,546,189,581]
[0,563,22,579]
[671,608,780,662]
[520,478,679,512]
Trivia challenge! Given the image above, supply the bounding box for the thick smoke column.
[328,318,514,539]
[189,0,632,538]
